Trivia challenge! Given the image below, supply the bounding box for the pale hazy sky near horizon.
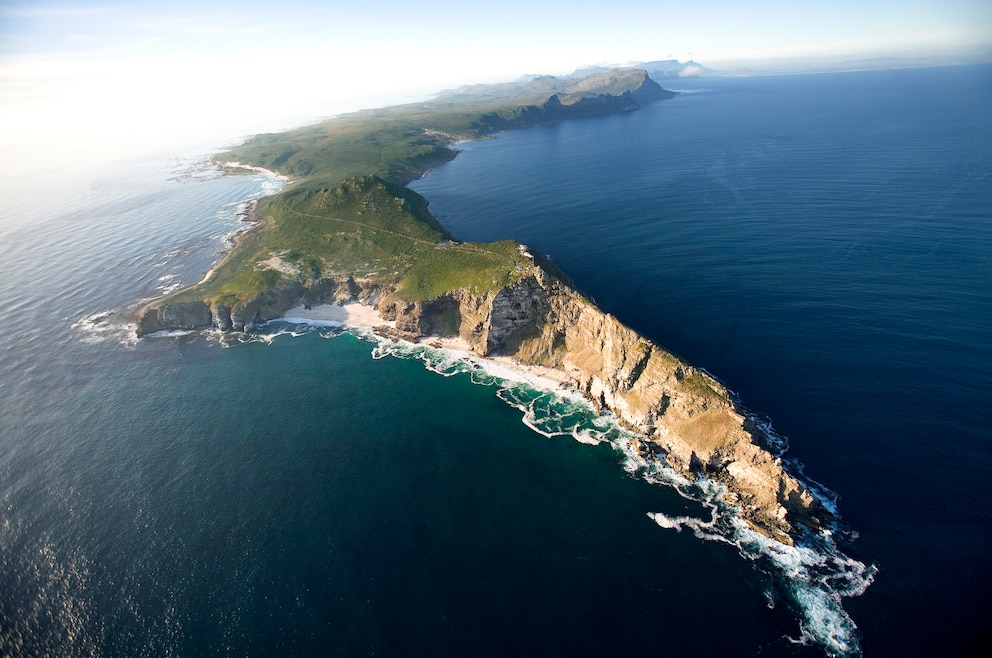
[1,0,990,173]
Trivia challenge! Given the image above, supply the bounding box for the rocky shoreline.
[135,258,832,544]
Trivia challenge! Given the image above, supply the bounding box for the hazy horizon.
[1,0,989,175]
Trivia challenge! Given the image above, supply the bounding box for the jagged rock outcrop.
[136,300,213,335]
[134,277,384,336]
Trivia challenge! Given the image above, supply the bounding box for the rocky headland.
[133,69,832,544]
[136,254,831,544]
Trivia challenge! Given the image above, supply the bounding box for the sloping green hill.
[143,69,672,320]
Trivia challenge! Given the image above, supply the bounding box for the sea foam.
[355,328,875,657]
[153,315,877,658]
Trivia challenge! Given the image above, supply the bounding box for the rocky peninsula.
[134,69,831,543]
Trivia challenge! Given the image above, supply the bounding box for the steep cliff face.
[380,263,831,543]
[135,277,384,335]
[136,300,213,335]
[136,253,828,543]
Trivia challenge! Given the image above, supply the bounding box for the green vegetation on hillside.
[169,175,534,306]
[164,69,668,310]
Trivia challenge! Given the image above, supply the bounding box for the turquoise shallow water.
[1,66,990,657]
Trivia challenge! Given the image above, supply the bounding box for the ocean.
[1,65,989,657]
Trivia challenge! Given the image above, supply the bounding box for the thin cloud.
[176,23,271,38]
[0,5,120,19]
[64,33,99,44]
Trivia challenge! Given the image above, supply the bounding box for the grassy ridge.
[171,176,532,306]
[398,240,532,300]
[167,70,664,309]
[221,69,666,183]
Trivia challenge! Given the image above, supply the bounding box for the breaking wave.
[357,330,875,657]
[71,311,139,347]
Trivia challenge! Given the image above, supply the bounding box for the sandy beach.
[423,335,574,393]
[280,302,394,329]
[221,161,290,181]
[280,303,575,394]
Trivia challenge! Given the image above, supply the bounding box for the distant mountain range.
[567,51,991,80]
[569,59,712,79]
[437,67,674,105]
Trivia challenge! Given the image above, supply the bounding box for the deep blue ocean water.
[1,66,989,657]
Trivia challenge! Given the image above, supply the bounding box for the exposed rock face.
[136,300,213,335]
[134,277,383,336]
[228,282,305,331]
[136,260,828,543]
[566,68,675,102]
[379,266,832,544]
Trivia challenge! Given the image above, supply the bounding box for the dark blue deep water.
[1,66,990,657]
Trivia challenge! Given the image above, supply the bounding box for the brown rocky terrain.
[136,254,831,544]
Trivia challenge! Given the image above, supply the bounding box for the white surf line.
[271,302,874,657]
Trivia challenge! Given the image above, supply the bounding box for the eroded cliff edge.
[136,255,831,544]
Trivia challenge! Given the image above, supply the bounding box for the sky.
[1,0,990,173]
